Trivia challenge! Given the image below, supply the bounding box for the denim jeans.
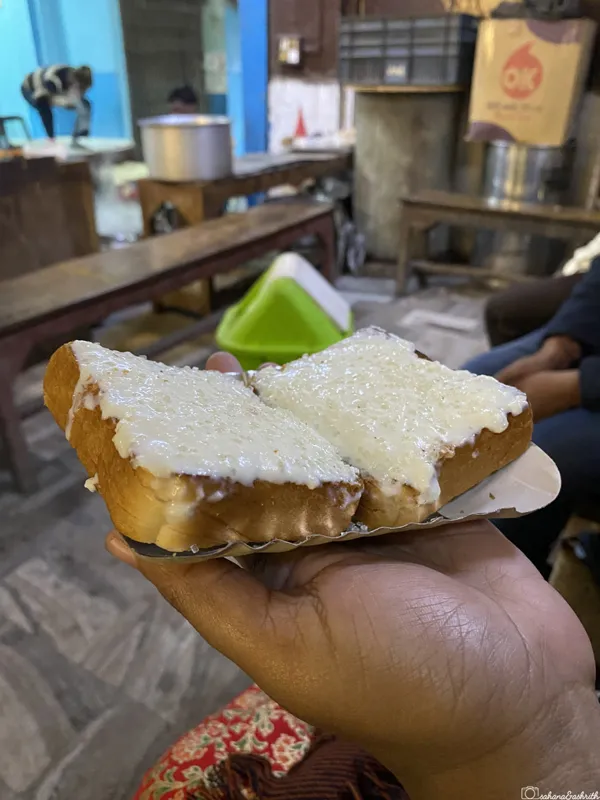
[465,329,600,577]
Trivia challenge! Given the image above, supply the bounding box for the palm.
[230,521,594,769]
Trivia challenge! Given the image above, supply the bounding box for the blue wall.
[27,0,67,64]
[1,0,130,139]
[57,0,131,138]
[225,1,244,156]
[239,0,268,153]
[225,0,267,156]
[0,0,39,123]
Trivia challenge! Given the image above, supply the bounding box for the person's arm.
[514,357,600,419]
[495,259,600,387]
[397,684,600,800]
[496,334,582,386]
[72,96,91,139]
[580,355,600,412]
[545,254,600,354]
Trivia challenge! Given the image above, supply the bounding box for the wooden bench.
[397,190,600,295]
[0,201,336,492]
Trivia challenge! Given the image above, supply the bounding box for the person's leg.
[464,328,546,377]
[485,273,583,347]
[495,408,600,577]
[21,89,54,139]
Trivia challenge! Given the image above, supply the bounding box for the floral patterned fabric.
[134,686,315,800]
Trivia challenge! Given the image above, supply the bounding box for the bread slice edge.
[355,405,533,529]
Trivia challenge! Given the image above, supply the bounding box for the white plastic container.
[265,252,352,332]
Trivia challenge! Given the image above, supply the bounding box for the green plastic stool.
[216,263,353,370]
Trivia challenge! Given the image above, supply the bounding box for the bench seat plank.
[0,202,332,339]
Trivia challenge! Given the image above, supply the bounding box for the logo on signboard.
[501,43,543,99]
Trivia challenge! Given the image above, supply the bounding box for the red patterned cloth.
[135,685,408,800]
[135,686,316,800]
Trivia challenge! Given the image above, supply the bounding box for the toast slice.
[252,327,533,529]
[44,342,362,551]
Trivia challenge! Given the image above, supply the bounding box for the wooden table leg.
[396,206,413,296]
[396,208,431,296]
[315,213,337,284]
[0,344,35,493]
[141,184,220,317]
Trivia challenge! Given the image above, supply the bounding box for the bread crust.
[43,344,363,552]
[355,405,533,529]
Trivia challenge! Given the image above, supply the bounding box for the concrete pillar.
[354,90,462,261]
[452,91,487,261]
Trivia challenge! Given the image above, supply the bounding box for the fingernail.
[105,531,137,568]
[206,352,242,374]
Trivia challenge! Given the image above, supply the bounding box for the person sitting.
[21,65,93,141]
[465,255,600,577]
[484,231,600,347]
[168,85,199,115]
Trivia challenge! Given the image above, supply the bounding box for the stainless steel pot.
[478,140,575,277]
[139,115,233,182]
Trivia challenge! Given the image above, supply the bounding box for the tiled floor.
[0,280,489,799]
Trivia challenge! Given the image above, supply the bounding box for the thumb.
[105,531,294,678]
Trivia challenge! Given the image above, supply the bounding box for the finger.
[105,530,294,676]
[106,530,136,567]
[206,352,243,374]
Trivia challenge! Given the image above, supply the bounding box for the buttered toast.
[44,330,532,551]
[43,341,362,551]
[252,328,533,529]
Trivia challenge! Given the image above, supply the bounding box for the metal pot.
[139,115,233,182]
[477,140,575,277]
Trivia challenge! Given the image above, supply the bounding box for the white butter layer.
[68,341,358,488]
[253,327,529,503]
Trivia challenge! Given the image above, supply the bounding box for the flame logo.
[501,43,543,99]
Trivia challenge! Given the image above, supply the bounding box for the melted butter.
[253,327,529,503]
[69,341,358,488]
[84,474,99,493]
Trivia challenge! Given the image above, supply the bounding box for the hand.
[105,356,600,799]
[107,523,599,799]
[516,369,580,422]
[496,335,582,386]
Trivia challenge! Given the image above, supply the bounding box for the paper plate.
[126,443,560,562]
